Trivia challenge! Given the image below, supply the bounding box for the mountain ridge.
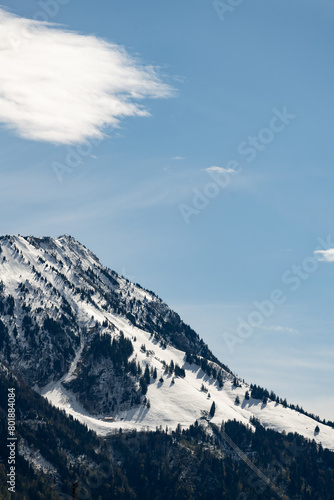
[0,234,333,452]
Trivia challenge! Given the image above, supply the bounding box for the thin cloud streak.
[0,8,174,145]
[204,165,237,174]
[260,325,299,335]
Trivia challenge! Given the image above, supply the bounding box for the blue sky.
[0,0,333,420]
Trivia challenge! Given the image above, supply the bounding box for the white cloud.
[262,325,299,334]
[171,156,186,161]
[204,166,236,174]
[0,8,173,144]
[314,248,334,262]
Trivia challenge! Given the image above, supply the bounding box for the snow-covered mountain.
[0,234,333,451]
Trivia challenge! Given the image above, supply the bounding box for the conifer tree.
[144,365,150,384]
[210,401,216,418]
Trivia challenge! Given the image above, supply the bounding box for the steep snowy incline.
[42,309,334,451]
[0,234,225,386]
[0,234,333,451]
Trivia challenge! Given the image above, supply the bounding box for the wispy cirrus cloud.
[314,248,334,262]
[0,8,173,145]
[262,325,299,335]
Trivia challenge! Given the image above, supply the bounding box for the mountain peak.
[0,234,333,451]
[56,234,79,244]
